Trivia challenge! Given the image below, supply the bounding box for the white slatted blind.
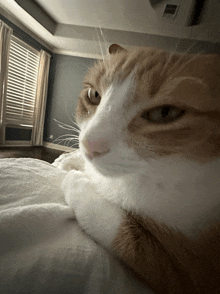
[5,35,40,127]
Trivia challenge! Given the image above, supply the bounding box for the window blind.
[5,35,40,127]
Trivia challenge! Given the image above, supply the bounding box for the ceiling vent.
[149,0,207,26]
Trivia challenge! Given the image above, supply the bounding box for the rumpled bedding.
[0,157,152,294]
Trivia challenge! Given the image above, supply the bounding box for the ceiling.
[35,0,155,33]
[0,0,220,58]
[12,0,163,38]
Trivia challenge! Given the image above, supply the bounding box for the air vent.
[163,4,179,16]
[150,0,206,26]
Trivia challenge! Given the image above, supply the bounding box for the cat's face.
[76,44,220,176]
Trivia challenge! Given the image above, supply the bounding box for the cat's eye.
[141,105,185,124]
[87,87,101,105]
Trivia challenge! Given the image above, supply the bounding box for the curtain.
[31,50,51,146]
[0,21,12,145]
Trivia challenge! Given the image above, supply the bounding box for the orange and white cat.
[59,44,220,293]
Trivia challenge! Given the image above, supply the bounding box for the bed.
[0,154,153,293]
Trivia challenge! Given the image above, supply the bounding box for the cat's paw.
[62,170,126,250]
[53,150,85,172]
[62,170,94,211]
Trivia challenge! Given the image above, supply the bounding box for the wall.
[44,54,96,148]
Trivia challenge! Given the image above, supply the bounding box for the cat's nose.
[82,138,110,160]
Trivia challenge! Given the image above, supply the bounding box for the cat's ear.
[109,44,127,55]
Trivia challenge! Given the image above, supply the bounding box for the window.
[2,35,42,145]
[5,36,40,128]
[0,20,51,146]
[5,36,40,127]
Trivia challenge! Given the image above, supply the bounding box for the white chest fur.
[85,155,220,238]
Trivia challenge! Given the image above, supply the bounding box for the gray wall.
[44,54,96,147]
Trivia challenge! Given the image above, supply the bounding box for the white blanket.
[0,157,152,294]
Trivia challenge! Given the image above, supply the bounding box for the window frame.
[2,34,41,146]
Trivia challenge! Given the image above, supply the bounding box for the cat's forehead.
[85,48,184,87]
[84,48,220,110]
[87,48,218,82]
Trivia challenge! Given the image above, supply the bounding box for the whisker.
[57,124,80,133]
[174,37,182,52]
[81,62,91,71]
[99,26,112,76]
[53,134,79,144]
[182,25,215,55]
[96,28,105,59]
[54,141,78,147]
[160,51,175,76]
[96,27,108,68]
[99,26,109,57]
[53,119,80,133]
[56,124,80,132]
[53,137,79,147]
[70,142,79,148]
[161,37,183,76]
[70,116,81,129]
[167,22,218,77]
[169,53,200,78]
[53,136,79,142]
[53,139,69,146]
[66,139,79,147]
[62,100,81,130]
[53,135,79,141]
[53,116,80,148]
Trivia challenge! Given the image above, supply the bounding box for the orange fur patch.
[112,213,220,294]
